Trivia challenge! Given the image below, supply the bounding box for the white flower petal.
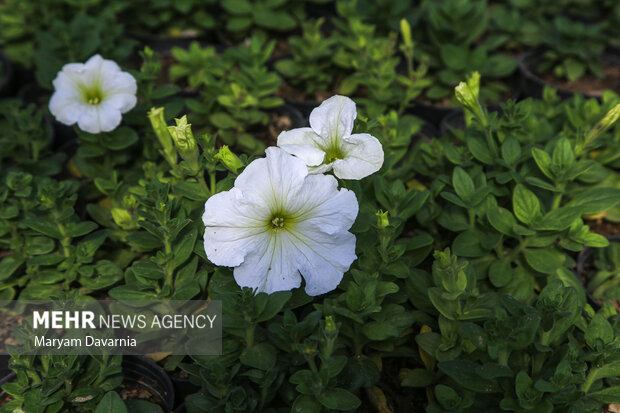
[202,147,360,296]
[277,127,326,166]
[97,102,123,132]
[289,174,358,235]
[48,54,137,133]
[234,232,302,294]
[103,93,137,113]
[104,72,138,97]
[203,188,270,267]
[49,93,82,125]
[291,229,356,296]
[235,147,308,210]
[332,133,384,180]
[309,95,357,142]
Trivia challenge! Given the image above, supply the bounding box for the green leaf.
[501,137,521,166]
[65,221,98,238]
[588,386,620,403]
[131,262,165,280]
[487,206,517,236]
[291,395,322,413]
[401,368,434,387]
[172,227,197,270]
[256,291,291,322]
[567,188,620,215]
[24,237,55,255]
[94,392,128,413]
[440,44,468,71]
[438,360,500,393]
[452,167,475,203]
[0,256,25,281]
[317,388,361,411]
[240,343,277,370]
[362,321,399,340]
[523,248,564,274]
[489,259,511,287]
[551,138,574,171]
[531,148,553,179]
[534,207,582,231]
[467,136,493,165]
[585,314,614,349]
[513,184,541,225]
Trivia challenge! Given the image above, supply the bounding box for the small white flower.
[202,147,358,296]
[49,54,137,134]
[277,95,384,180]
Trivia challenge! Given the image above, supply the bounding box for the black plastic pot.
[173,402,186,413]
[122,355,175,411]
[129,31,216,54]
[439,105,505,136]
[274,103,307,129]
[0,356,175,410]
[575,235,620,310]
[518,49,620,100]
[0,355,16,406]
[0,50,14,97]
[171,375,199,410]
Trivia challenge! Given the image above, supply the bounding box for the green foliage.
[172,34,283,153]
[586,241,620,304]
[218,0,304,35]
[536,17,608,83]
[1,352,123,413]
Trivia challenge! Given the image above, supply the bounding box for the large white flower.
[202,147,358,296]
[277,95,384,180]
[49,54,137,134]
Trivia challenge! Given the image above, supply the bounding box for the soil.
[0,395,12,407]
[275,81,332,104]
[357,357,427,413]
[255,111,295,147]
[0,313,23,353]
[119,381,159,405]
[541,63,620,96]
[586,218,620,237]
[416,96,453,109]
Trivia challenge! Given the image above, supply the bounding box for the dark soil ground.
[542,63,620,96]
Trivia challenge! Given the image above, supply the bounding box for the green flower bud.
[376,210,389,229]
[214,145,244,173]
[148,107,176,166]
[454,72,486,126]
[400,19,412,48]
[582,103,620,152]
[168,116,199,169]
[111,208,136,230]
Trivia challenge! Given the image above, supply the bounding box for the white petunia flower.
[49,54,137,134]
[277,95,384,180]
[202,147,359,296]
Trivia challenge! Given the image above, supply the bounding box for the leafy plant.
[274,18,337,96]
[333,18,431,117]
[404,249,620,412]
[585,240,620,305]
[174,34,284,153]
[536,17,607,83]
[2,350,123,413]
[407,73,620,303]
[218,0,304,36]
[418,0,517,103]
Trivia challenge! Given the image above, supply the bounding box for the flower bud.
[111,208,135,230]
[584,103,620,148]
[400,19,412,48]
[168,116,199,169]
[376,210,389,229]
[454,72,486,126]
[214,145,244,173]
[148,107,176,166]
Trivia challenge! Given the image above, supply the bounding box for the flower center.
[324,145,344,163]
[271,217,285,230]
[83,87,103,105]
